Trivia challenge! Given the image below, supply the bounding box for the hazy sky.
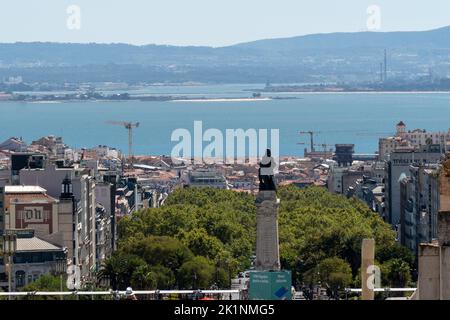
[1,0,449,46]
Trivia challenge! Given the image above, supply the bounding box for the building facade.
[399,165,440,253]
[18,163,100,285]
[0,229,66,291]
[385,145,442,229]
[1,186,59,237]
[379,121,450,160]
[184,169,228,189]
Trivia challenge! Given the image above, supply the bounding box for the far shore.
[171,97,272,102]
[261,90,450,95]
[3,90,450,104]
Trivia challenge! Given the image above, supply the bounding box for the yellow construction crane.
[107,121,140,161]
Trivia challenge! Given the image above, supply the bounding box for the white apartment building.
[379,121,450,159]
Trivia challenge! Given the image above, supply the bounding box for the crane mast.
[107,121,140,164]
[299,131,320,153]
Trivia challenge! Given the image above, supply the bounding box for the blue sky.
[1,0,449,46]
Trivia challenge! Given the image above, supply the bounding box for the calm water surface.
[1,84,450,156]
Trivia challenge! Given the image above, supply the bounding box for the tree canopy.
[102,185,414,295]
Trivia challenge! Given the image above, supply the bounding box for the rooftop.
[17,237,62,252]
[4,185,47,194]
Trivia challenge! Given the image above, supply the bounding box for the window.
[15,271,26,288]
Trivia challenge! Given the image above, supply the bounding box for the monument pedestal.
[250,190,292,300]
[255,190,280,271]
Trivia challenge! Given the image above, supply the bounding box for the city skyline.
[2,0,450,304]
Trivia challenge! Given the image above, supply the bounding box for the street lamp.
[193,272,197,290]
[54,255,67,300]
[2,233,17,300]
[225,259,232,289]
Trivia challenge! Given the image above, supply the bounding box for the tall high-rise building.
[385,145,443,229]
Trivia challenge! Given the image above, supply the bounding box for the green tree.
[179,228,225,259]
[118,187,256,270]
[22,274,63,291]
[120,235,193,274]
[376,243,415,267]
[276,185,408,285]
[100,252,147,290]
[20,274,65,300]
[148,265,176,289]
[316,257,353,299]
[130,264,157,290]
[177,256,215,289]
[113,186,414,291]
[381,259,412,288]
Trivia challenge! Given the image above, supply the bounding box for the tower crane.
[107,121,140,162]
[299,131,320,152]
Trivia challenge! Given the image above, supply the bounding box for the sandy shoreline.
[171,97,273,102]
[2,91,450,104]
[263,91,450,95]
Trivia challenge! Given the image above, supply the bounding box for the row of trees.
[99,186,415,296]
[102,188,256,290]
[277,186,414,297]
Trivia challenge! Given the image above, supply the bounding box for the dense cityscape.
[3,3,450,316]
[1,119,450,300]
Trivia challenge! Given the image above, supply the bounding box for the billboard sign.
[249,271,292,300]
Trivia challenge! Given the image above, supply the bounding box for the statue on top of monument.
[258,149,277,191]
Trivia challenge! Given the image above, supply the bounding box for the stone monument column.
[361,238,375,300]
[249,149,293,300]
[255,191,280,271]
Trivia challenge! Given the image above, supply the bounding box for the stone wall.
[417,211,450,300]
[438,210,450,246]
[418,243,440,300]
[439,157,450,212]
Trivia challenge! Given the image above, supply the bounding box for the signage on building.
[15,203,53,233]
[22,206,45,222]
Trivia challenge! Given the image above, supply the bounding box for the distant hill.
[233,26,450,50]
[1,26,450,84]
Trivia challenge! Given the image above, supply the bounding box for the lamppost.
[215,261,219,288]
[193,272,197,290]
[2,233,17,300]
[55,255,67,300]
[226,259,231,289]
